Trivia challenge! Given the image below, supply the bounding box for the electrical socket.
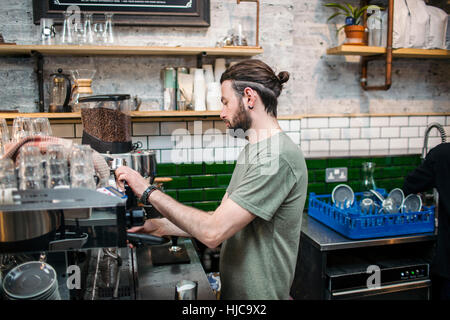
[325,167,348,183]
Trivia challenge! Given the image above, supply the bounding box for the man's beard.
[227,100,252,132]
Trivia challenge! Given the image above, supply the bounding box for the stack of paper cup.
[207,82,222,111]
[214,58,226,82]
[189,67,198,75]
[193,69,206,111]
[203,64,214,86]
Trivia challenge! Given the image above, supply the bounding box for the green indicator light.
[411,271,415,275]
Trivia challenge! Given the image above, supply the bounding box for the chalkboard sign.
[33,0,210,27]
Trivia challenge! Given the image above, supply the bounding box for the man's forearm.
[148,190,219,247]
[160,218,193,238]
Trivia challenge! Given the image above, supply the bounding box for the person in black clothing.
[402,142,450,300]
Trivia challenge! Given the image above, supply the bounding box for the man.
[115,59,308,300]
[402,142,450,300]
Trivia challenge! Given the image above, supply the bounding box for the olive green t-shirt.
[219,131,308,300]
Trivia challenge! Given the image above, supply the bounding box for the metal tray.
[0,188,125,219]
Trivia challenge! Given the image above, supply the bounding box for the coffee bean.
[81,108,131,142]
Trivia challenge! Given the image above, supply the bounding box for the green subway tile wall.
[156,155,421,211]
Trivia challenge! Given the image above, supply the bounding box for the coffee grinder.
[77,94,166,247]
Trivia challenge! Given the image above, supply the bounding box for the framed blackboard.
[33,0,210,27]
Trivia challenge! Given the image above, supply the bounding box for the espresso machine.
[0,187,135,300]
[0,95,169,300]
[0,173,167,301]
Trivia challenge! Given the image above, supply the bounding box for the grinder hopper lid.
[78,94,130,103]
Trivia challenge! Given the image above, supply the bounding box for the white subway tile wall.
[51,124,75,138]
[370,117,390,127]
[350,139,370,151]
[160,122,187,135]
[360,127,380,139]
[133,122,159,136]
[306,117,329,129]
[389,117,409,126]
[330,140,349,151]
[350,117,370,128]
[329,117,349,128]
[309,140,330,152]
[49,115,448,163]
[290,120,301,131]
[381,127,400,138]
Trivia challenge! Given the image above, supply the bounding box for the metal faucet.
[421,122,447,228]
[422,122,447,160]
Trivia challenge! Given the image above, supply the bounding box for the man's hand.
[128,218,167,237]
[115,166,148,199]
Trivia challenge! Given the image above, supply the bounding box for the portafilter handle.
[126,208,168,247]
[127,232,170,246]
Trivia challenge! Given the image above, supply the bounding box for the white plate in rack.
[332,184,354,209]
[402,194,422,213]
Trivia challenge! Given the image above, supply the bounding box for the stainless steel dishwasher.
[290,213,437,300]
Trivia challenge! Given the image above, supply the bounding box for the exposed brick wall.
[0,1,448,114]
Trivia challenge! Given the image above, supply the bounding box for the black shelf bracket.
[196,51,207,68]
[32,51,45,112]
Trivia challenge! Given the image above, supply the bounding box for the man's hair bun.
[277,71,290,84]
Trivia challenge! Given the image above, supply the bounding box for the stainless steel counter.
[303,148,421,159]
[135,238,216,300]
[301,212,437,251]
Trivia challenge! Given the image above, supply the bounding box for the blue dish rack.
[307,189,435,239]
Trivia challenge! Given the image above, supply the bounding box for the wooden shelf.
[0,44,263,57]
[0,111,223,123]
[327,45,450,59]
[0,111,307,123]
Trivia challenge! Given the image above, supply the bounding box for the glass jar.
[361,161,377,194]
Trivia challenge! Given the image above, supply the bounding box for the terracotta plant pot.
[344,25,366,45]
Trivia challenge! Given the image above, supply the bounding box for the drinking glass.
[103,13,115,45]
[31,118,52,136]
[361,162,376,200]
[94,23,104,44]
[40,18,56,45]
[82,13,94,44]
[70,144,96,189]
[0,158,17,190]
[0,118,10,156]
[61,12,74,44]
[73,21,84,45]
[0,118,9,141]
[46,144,69,189]
[12,117,34,143]
[18,146,44,190]
[47,144,67,162]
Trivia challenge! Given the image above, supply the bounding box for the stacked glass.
[69,144,96,190]
[18,146,44,190]
[46,144,70,189]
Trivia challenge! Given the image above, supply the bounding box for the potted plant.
[324,3,381,45]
